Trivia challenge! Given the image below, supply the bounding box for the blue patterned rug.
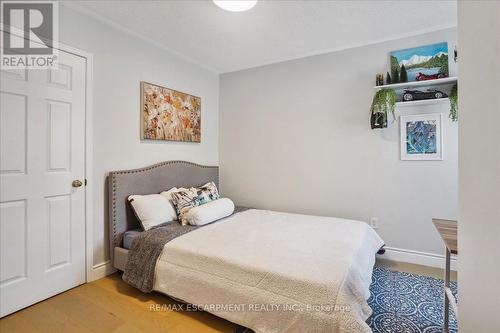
[368,266,457,333]
[234,266,458,333]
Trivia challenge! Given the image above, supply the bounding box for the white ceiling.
[67,0,457,73]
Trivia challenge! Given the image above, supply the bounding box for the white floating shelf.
[374,76,458,90]
[396,98,450,108]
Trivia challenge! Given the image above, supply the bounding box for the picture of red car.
[415,72,449,81]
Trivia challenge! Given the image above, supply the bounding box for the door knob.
[72,180,83,188]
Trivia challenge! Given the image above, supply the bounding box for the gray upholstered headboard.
[108,161,218,263]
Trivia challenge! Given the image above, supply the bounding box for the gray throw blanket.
[123,207,249,292]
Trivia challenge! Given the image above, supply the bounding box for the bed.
[108,161,384,333]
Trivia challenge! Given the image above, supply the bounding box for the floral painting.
[141,81,201,142]
[390,42,449,82]
[400,114,443,160]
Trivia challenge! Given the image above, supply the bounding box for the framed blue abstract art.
[400,113,443,160]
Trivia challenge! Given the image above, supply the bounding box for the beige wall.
[458,1,500,331]
[59,5,220,271]
[220,28,458,257]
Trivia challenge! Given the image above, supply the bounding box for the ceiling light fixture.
[213,0,257,12]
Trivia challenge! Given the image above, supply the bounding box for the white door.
[0,49,87,317]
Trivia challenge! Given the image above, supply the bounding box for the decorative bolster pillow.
[184,198,235,226]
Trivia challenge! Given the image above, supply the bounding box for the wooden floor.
[0,260,456,333]
[0,272,237,333]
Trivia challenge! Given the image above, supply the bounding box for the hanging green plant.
[449,83,458,121]
[370,88,396,129]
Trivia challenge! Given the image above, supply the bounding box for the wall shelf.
[374,76,458,90]
[396,98,450,108]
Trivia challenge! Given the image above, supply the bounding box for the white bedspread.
[153,209,384,333]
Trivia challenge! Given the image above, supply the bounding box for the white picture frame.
[400,113,443,160]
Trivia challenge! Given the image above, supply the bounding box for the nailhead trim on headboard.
[109,160,219,249]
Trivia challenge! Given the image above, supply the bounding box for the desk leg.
[443,247,450,333]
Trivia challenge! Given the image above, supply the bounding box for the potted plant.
[370,88,396,129]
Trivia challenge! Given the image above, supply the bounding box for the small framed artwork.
[400,113,443,160]
[141,81,201,142]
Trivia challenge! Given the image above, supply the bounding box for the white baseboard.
[90,260,116,281]
[378,246,457,271]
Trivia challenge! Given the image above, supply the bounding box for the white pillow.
[128,194,177,230]
[184,198,235,226]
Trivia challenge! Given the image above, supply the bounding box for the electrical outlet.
[369,217,379,229]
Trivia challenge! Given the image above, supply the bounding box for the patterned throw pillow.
[171,182,220,225]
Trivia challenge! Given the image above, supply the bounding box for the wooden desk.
[433,218,458,333]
